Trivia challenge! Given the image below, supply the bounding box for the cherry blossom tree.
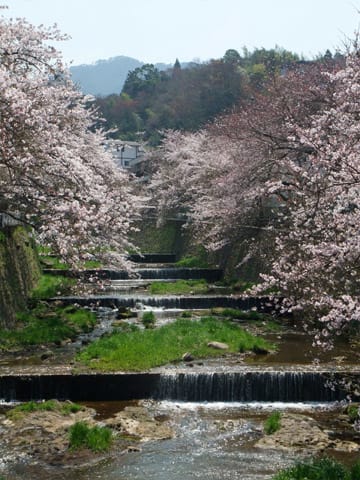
[150,62,337,266]
[0,13,141,267]
[257,50,360,346]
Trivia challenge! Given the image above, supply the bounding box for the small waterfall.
[98,268,222,281]
[155,372,346,402]
[57,295,273,311]
[0,371,351,402]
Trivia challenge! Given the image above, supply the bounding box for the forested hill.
[95,47,306,145]
[70,56,175,96]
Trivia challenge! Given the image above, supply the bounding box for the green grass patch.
[142,311,156,328]
[175,255,209,268]
[31,274,75,300]
[83,259,102,269]
[347,404,359,423]
[272,457,360,480]
[0,304,96,349]
[211,308,271,321]
[264,411,281,435]
[149,279,209,295]
[7,400,83,421]
[39,255,70,270]
[77,316,273,371]
[69,421,112,452]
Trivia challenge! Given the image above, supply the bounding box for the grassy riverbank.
[77,316,273,371]
[149,279,209,295]
[0,304,96,350]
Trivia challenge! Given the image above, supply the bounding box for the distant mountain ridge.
[70,55,174,96]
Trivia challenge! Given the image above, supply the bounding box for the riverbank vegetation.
[149,279,209,295]
[77,316,273,371]
[0,304,96,350]
[6,400,83,421]
[264,411,282,435]
[30,274,76,301]
[69,421,113,452]
[272,457,360,480]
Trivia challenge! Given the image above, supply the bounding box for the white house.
[104,139,147,173]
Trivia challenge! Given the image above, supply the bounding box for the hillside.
[70,56,173,96]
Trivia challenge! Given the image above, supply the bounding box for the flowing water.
[2,401,359,480]
[2,257,359,479]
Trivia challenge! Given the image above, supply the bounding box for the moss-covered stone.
[0,226,41,328]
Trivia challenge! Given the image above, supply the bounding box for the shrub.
[142,311,156,328]
[264,411,281,435]
[272,457,359,480]
[69,421,112,452]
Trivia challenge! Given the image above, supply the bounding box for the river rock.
[255,413,360,453]
[0,401,98,463]
[182,352,194,362]
[207,341,229,350]
[105,405,174,442]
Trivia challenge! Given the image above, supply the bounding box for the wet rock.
[126,445,142,453]
[111,319,125,327]
[255,413,360,453]
[207,341,229,350]
[105,405,174,442]
[0,401,98,464]
[252,346,269,355]
[116,308,135,319]
[182,352,194,362]
[40,350,54,361]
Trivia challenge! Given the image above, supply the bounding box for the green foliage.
[7,400,83,421]
[175,256,207,268]
[175,249,210,268]
[264,411,281,435]
[83,259,102,269]
[142,311,156,328]
[97,47,300,145]
[0,304,96,349]
[272,457,360,480]
[211,307,271,321]
[0,231,6,243]
[30,274,75,300]
[347,404,359,423]
[39,255,69,270]
[77,316,273,371]
[69,421,112,452]
[351,462,360,480]
[149,279,209,295]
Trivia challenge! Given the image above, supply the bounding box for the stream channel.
[1,254,360,479]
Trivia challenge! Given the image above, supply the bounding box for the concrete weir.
[0,370,357,403]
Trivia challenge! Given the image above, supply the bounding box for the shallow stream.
[3,401,359,480]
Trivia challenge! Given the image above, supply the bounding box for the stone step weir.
[43,268,223,282]
[0,370,357,403]
[55,295,273,311]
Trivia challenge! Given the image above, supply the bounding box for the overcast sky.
[4,0,360,66]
